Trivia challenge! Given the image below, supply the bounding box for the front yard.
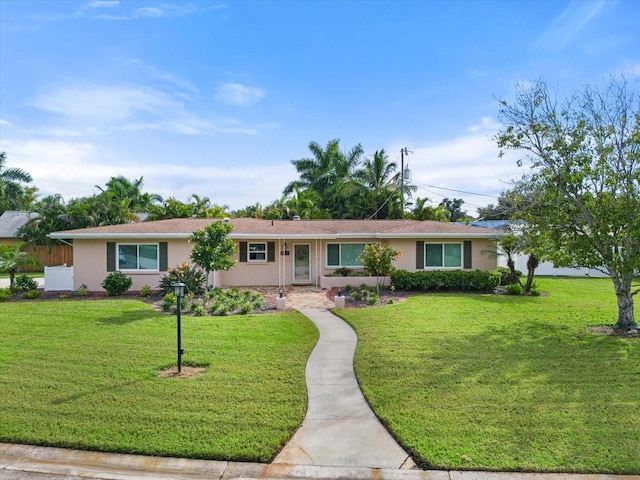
[337,277,640,474]
[0,300,318,462]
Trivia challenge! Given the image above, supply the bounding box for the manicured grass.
[337,278,640,474]
[0,300,318,462]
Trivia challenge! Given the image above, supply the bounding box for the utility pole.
[400,147,409,211]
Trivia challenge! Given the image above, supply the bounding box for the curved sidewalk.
[273,308,416,469]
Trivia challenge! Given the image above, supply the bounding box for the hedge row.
[390,269,501,292]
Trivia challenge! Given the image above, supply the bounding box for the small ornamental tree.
[0,241,39,291]
[360,243,402,294]
[189,221,237,297]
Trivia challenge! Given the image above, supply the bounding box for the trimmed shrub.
[101,271,133,296]
[390,269,500,292]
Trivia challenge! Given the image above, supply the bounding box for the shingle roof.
[50,217,498,240]
[0,211,39,238]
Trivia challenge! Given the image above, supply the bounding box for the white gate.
[44,265,74,291]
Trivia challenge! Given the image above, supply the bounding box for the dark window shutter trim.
[239,242,247,262]
[267,242,275,262]
[159,242,168,271]
[416,241,424,269]
[463,240,472,269]
[107,242,116,272]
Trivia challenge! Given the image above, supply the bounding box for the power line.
[415,183,501,199]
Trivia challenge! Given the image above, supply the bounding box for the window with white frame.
[118,244,159,270]
[327,243,366,267]
[425,243,462,268]
[248,242,267,262]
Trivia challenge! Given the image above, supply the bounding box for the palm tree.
[409,197,451,221]
[96,176,161,214]
[346,149,402,218]
[0,152,34,213]
[284,139,364,215]
[0,241,39,291]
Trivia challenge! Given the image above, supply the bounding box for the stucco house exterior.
[49,217,499,292]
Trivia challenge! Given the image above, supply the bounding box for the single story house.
[49,217,500,292]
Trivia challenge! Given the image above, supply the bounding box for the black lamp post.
[172,282,186,373]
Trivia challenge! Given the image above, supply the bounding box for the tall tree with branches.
[496,77,640,330]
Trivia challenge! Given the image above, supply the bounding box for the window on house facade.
[327,243,366,267]
[425,243,462,268]
[248,242,267,262]
[118,244,159,270]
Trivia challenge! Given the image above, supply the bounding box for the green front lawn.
[0,300,318,462]
[337,278,640,474]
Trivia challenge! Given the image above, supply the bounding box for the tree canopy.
[496,77,640,330]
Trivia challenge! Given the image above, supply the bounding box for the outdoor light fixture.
[279,287,284,298]
[171,282,186,373]
[337,288,342,297]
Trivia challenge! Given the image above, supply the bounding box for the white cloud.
[82,1,119,9]
[216,82,266,106]
[3,137,293,209]
[0,119,14,127]
[92,3,200,21]
[392,118,525,211]
[2,139,104,200]
[534,0,606,50]
[30,83,180,123]
[135,7,164,18]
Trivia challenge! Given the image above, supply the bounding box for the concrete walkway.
[273,308,416,469]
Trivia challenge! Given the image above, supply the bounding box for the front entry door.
[293,244,311,284]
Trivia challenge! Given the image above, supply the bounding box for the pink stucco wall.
[72,237,498,292]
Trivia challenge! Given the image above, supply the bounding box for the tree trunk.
[612,274,637,330]
[507,257,523,287]
[9,268,16,291]
[524,254,539,294]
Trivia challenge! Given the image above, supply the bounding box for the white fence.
[44,265,74,291]
[498,256,609,278]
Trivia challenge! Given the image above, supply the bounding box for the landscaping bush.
[505,283,524,295]
[497,266,522,286]
[390,269,500,292]
[162,292,176,311]
[15,274,38,292]
[158,263,206,296]
[23,289,41,299]
[0,288,13,302]
[101,271,133,296]
[139,284,152,297]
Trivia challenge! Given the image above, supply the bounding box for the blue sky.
[1,0,638,215]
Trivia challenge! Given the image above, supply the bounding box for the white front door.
[293,244,311,284]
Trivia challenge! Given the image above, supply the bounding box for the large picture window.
[327,243,366,267]
[248,242,267,262]
[425,243,461,268]
[118,244,159,270]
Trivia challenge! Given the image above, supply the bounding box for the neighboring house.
[471,219,609,278]
[50,217,500,291]
[0,211,38,246]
